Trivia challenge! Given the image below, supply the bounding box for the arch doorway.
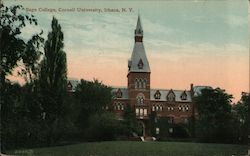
[138,121,146,136]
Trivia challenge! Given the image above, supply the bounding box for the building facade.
[67,15,209,136]
[111,15,208,136]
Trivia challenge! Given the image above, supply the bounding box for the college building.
[67,15,210,136]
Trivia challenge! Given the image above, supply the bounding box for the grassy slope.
[9,141,248,156]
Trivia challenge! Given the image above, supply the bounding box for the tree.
[38,17,68,145]
[74,79,112,132]
[40,17,67,92]
[85,112,120,141]
[0,3,44,151]
[123,104,140,136]
[0,4,43,85]
[233,92,250,143]
[194,88,234,143]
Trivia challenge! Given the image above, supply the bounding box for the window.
[167,90,175,102]
[121,104,124,110]
[156,106,159,111]
[156,128,160,134]
[143,79,146,89]
[136,94,145,105]
[159,105,163,111]
[138,59,144,69]
[139,79,142,88]
[154,90,161,99]
[116,89,122,98]
[140,108,143,116]
[136,108,139,116]
[143,109,147,116]
[135,79,138,89]
[117,105,120,110]
[152,106,155,111]
[180,91,187,100]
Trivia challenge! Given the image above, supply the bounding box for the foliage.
[122,104,140,136]
[149,114,190,140]
[74,79,112,131]
[39,17,67,92]
[85,112,122,141]
[37,17,69,145]
[194,88,235,143]
[232,92,250,143]
[0,4,43,84]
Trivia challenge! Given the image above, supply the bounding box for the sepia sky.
[5,0,249,102]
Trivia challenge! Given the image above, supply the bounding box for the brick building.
[67,15,210,136]
[111,15,209,136]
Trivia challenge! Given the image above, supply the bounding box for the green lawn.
[8,141,248,156]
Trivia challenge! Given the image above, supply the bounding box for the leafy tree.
[0,3,44,151]
[233,92,250,143]
[85,112,121,141]
[74,79,112,132]
[38,17,68,145]
[194,88,234,143]
[0,4,43,85]
[40,17,67,92]
[123,104,140,136]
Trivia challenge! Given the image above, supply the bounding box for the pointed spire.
[135,14,143,35]
[129,15,150,73]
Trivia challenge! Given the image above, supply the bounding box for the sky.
[5,0,249,102]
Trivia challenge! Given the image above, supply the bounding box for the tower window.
[138,59,144,69]
[137,94,145,105]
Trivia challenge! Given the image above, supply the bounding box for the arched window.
[139,108,143,116]
[143,109,147,116]
[152,105,155,111]
[138,79,142,89]
[154,90,161,99]
[167,90,176,102]
[135,79,138,89]
[143,79,147,89]
[136,108,139,116]
[136,93,145,105]
[121,104,124,110]
[117,104,120,110]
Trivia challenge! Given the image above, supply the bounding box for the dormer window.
[167,90,175,102]
[180,91,187,100]
[67,82,72,90]
[138,59,144,69]
[154,90,161,99]
[116,89,123,98]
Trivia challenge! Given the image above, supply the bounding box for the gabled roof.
[150,89,192,102]
[112,87,129,99]
[67,79,80,92]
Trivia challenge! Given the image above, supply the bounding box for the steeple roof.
[128,15,150,73]
[135,15,143,35]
